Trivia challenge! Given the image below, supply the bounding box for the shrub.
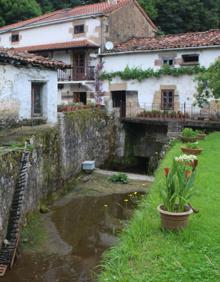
[109,173,128,184]
[182,128,197,138]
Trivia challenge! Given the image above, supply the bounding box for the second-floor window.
[11,34,19,43]
[74,24,84,34]
[163,58,174,66]
[182,54,199,65]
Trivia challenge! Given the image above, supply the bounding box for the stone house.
[101,29,220,117]
[0,0,156,105]
[0,48,67,125]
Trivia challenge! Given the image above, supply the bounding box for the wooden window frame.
[161,89,174,111]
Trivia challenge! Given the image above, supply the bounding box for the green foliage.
[100,65,206,82]
[161,158,197,212]
[195,60,220,107]
[109,173,128,184]
[185,142,200,149]
[100,133,220,281]
[182,128,197,138]
[154,0,220,34]
[21,212,47,250]
[0,0,41,26]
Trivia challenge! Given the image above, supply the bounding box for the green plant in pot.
[180,128,198,143]
[196,129,207,140]
[158,156,198,230]
[181,142,203,155]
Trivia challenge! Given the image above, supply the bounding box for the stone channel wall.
[0,109,121,243]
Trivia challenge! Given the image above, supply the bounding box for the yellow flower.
[124,199,129,202]
[104,204,108,207]
[134,192,138,195]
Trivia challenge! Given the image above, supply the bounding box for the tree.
[195,61,220,107]
[138,0,158,20]
[0,0,42,26]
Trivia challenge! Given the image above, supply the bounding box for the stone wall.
[0,109,120,244]
[107,1,155,45]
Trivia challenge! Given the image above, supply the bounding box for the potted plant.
[196,130,207,140]
[158,157,198,230]
[181,142,202,155]
[180,128,198,143]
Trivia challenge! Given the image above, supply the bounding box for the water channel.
[3,174,150,282]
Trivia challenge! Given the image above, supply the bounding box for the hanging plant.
[100,65,206,82]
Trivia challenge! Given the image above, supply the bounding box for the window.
[182,54,199,65]
[74,24,84,34]
[11,34,19,43]
[161,90,174,110]
[163,58,174,66]
[31,83,44,117]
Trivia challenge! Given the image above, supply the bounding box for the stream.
[3,174,149,282]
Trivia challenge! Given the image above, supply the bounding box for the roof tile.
[0,48,68,69]
[15,40,98,52]
[0,0,131,32]
[111,29,220,53]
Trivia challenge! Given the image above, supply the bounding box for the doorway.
[74,53,85,80]
[75,92,87,104]
[111,91,126,117]
[31,82,44,117]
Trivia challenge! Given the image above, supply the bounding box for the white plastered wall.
[0,64,58,124]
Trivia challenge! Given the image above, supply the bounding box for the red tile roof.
[110,29,220,53]
[0,48,68,69]
[15,40,98,52]
[0,0,156,33]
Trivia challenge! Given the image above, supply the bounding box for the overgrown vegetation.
[195,60,220,107]
[21,212,47,251]
[100,65,206,82]
[100,133,220,281]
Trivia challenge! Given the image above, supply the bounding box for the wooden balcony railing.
[58,66,95,81]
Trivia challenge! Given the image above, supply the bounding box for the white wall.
[102,48,220,109]
[0,64,58,123]
[0,18,101,48]
[102,48,220,72]
[103,75,196,108]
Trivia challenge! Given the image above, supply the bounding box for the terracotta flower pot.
[181,147,202,155]
[180,136,198,143]
[197,133,206,140]
[157,204,193,230]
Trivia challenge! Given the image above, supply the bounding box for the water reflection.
[3,192,144,282]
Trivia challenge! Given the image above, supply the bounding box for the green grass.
[21,212,47,251]
[99,132,220,282]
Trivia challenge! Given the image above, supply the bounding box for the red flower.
[164,168,170,177]
[185,170,192,179]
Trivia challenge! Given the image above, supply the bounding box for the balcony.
[58,66,95,82]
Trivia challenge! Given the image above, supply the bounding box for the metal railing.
[120,102,220,121]
[58,66,95,81]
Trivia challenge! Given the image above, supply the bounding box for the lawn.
[99,132,220,282]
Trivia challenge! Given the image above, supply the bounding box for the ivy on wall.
[100,65,206,82]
